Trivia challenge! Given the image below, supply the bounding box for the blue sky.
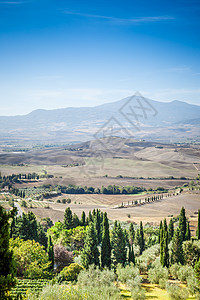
[0,0,200,115]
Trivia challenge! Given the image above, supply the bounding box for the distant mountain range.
[0,96,200,146]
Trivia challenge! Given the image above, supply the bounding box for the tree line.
[1,204,200,299]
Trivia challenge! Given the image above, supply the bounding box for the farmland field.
[1,138,200,228]
[26,190,200,233]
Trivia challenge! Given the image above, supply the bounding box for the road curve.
[14,202,23,217]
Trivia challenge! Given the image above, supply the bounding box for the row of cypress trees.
[160,207,192,267]
[80,210,145,269]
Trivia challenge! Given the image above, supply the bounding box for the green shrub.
[21,200,27,207]
[58,263,84,282]
[116,263,141,288]
[148,262,168,284]
[78,265,116,288]
[177,265,194,282]
[136,244,160,272]
[77,265,120,299]
[169,263,181,279]
[186,275,200,299]
[131,286,146,300]
[166,283,189,299]
[195,258,200,280]
[182,240,200,266]
[32,284,87,300]
[159,278,167,289]
[10,238,51,279]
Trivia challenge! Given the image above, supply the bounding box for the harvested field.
[0,139,199,189]
[27,191,200,233]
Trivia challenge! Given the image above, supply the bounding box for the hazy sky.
[0,0,200,115]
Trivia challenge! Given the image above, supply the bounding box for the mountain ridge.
[0,96,200,145]
[1,98,199,118]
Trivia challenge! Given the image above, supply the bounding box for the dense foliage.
[0,206,16,299]
[1,202,200,299]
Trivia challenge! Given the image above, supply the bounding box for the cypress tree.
[129,222,135,245]
[128,244,135,265]
[0,206,16,298]
[27,212,38,241]
[179,207,187,242]
[168,219,174,242]
[163,218,167,232]
[111,221,127,267]
[101,212,111,269]
[100,211,104,225]
[158,220,163,243]
[164,232,169,268]
[160,226,169,268]
[37,222,48,249]
[72,213,79,228]
[124,228,129,246]
[171,228,184,265]
[10,216,16,238]
[47,235,54,272]
[185,221,191,241]
[134,228,140,246]
[81,211,86,226]
[160,227,164,265]
[92,209,96,219]
[64,207,73,229]
[88,211,93,224]
[139,221,145,254]
[94,209,101,244]
[197,209,200,239]
[81,222,99,268]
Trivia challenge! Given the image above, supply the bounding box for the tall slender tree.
[87,211,93,224]
[0,206,16,298]
[111,221,127,267]
[47,235,54,272]
[101,212,111,269]
[80,211,86,226]
[64,207,73,229]
[129,223,135,245]
[185,221,191,241]
[94,209,102,244]
[81,222,99,268]
[197,210,200,240]
[163,218,168,232]
[168,219,174,243]
[72,213,80,228]
[134,228,140,246]
[37,222,48,249]
[128,244,135,265]
[27,212,38,241]
[158,220,163,243]
[160,225,169,268]
[163,230,169,268]
[139,221,145,254]
[171,228,184,265]
[179,207,187,242]
[160,227,164,265]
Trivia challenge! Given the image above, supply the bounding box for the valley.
[0,137,199,227]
